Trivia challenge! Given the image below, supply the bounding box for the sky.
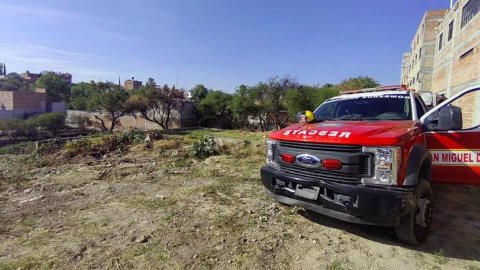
[0,0,451,92]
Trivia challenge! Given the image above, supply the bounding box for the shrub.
[34,112,66,136]
[68,114,92,130]
[98,134,124,153]
[119,129,146,144]
[1,120,18,141]
[37,140,62,155]
[191,136,219,159]
[64,138,92,155]
[20,118,38,139]
[0,142,36,155]
[0,113,66,141]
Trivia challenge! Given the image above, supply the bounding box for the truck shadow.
[298,184,480,261]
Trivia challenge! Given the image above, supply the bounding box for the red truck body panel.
[426,131,480,185]
[268,121,423,146]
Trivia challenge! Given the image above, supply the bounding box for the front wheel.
[395,178,433,245]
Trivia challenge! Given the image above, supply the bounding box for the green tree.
[337,76,379,91]
[284,85,318,119]
[314,84,340,106]
[190,84,209,103]
[70,81,97,110]
[197,90,232,126]
[126,84,182,129]
[145,77,156,88]
[229,85,264,129]
[86,83,129,132]
[35,71,71,102]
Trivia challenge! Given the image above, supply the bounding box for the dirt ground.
[0,130,479,270]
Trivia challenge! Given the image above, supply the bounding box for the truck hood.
[269,121,423,146]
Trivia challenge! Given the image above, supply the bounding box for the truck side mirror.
[438,105,462,130]
[426,105,463,131]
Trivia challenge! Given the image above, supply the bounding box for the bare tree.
[265,75,299,130]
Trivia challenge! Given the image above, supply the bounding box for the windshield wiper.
[338,115,363,121]
[312,118,334,123]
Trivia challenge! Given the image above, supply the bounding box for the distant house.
[124,77,143,90]
[20,71,41,83]
[20,71,72,85]
[0,89,47,120]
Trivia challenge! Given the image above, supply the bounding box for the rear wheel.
[395,178,433,245]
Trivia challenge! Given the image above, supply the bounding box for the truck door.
[421,85,480,185]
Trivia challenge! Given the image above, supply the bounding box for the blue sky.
[0,0,450,92]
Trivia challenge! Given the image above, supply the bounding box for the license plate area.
[295,185,320,200]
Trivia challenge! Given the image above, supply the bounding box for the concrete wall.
[67,100,198,131]
[48,102,68,113]
[0,110,13,120]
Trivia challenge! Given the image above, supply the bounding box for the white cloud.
[0,3,134,43]
[0,43,118,82]
[0,2,85,22]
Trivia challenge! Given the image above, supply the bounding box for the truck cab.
[260,85,480,245]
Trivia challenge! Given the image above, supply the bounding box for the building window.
[417,72,420,81]
[438,33,444,50]
[419,47,422,59]
[460,48,474,59]
[462,0,480,28]
[448,20,454,41]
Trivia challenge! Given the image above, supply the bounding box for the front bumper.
[261,166,415,227]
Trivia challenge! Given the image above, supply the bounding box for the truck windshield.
[313,94,412,121]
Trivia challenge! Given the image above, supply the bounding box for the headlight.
[266,139,279,169]
[362,147,401,186]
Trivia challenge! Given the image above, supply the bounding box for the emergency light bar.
[342,85,414,95]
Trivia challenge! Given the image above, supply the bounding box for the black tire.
[395,178,433,245]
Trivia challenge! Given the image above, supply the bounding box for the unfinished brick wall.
[450,91,480,129]
[12,91,46,110]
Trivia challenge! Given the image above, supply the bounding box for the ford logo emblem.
[296,154,321,168]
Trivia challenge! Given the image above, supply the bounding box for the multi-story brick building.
[401,10,448,92]
[124,78,143,90]
[402,0,480,97]
[431,0,480,96]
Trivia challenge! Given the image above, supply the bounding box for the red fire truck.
[260,85,480,245]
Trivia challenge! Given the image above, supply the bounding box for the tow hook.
[415,198,432,228]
